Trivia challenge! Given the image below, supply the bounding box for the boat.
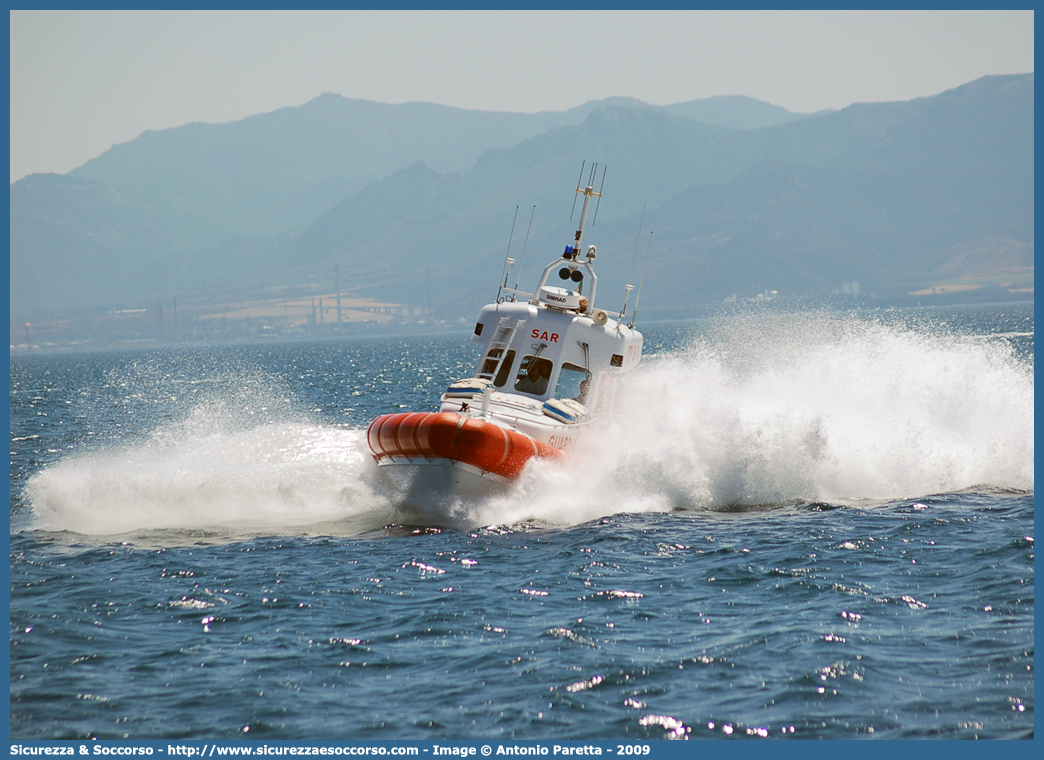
[367,166,645,519]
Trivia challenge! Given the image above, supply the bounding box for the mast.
[570,164,606,257]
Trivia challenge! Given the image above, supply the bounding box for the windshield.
[556,362,591,403]
[514,355,553,396]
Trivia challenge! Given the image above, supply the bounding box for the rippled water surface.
[9,305,1034,739]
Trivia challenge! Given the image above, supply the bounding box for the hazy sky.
[9,9,1034,183]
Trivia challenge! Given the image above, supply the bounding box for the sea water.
[9,304,1034,739]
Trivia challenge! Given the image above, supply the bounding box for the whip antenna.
[497,206,519,302]
[628,203,646,283]
[620,203,646,320]
[513,205,536,292]
[591,165,607,226]
[630,231,653,329]
[570,161,586,220]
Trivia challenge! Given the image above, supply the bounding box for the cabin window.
[479,348,516,387]
[514,355,554,396]
[556,363,591,403]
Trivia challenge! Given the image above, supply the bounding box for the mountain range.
[9,74,1033,325]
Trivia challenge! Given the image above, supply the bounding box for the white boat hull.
[375,456,510,526]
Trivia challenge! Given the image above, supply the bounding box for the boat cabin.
[468,245,643,411]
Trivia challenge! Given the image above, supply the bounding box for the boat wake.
[24,310,1033,538]
[477,308,1034,528]
[24,401,395,539]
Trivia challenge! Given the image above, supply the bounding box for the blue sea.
[9,304,1034,741]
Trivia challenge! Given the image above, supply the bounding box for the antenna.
[630,231,653,329]
[497,206,519,302]
[570,161,586,220]
[513,205,536,292]
[620,202,645,320]
[591,165,607,226]
[628,203,646,283]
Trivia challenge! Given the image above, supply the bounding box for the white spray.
[25,309,1033,536]
[471,309,1033,527]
